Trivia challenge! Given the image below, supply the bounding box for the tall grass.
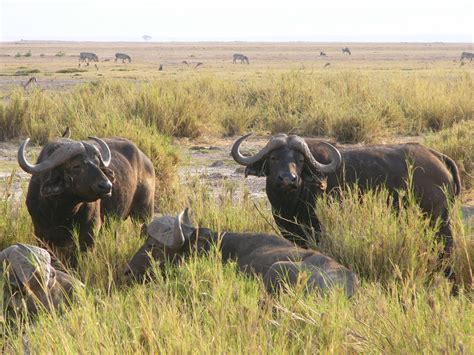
[1,71,471,143]
[425,120,474,190]
[1,178,472,352]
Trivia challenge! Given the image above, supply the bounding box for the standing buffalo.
[123,209,358,297]
[232,134,461,255]
[18,136,155,253]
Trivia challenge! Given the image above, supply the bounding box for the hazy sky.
[1,0,472,42]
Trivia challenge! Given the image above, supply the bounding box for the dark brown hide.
[21,137,155,252]
[233,135,461,255]
[124,213,358,297]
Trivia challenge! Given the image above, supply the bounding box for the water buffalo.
[123,209,358,297]
[231,133,461,256]
[1,243,81,320]
[18,136,155,253]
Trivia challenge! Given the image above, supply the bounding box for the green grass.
[0,178,472,352]
[1,71,471,142]
[425,120,474,190]
[14,69,40,76]
[0,68,472,352]
[56,68,87,74]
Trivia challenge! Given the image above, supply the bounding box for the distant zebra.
[23,77,37,90]
[115,53,132,63]
[320,51,326,56]
[342,47,351,55]
[460,52,473,61]
[79,52,99,62]
[233,53,249,64]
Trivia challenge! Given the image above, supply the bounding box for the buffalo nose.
[97,180,112,194]
[278,173,297,186]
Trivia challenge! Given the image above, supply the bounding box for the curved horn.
[182,207,192,226]
[88,137,111,167]
[18,138,85,175]
[288,136,341,174]
[169,211,186,250]
[231,133,288,166]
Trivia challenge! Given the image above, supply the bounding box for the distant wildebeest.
[320,51,326,56]
[123,209,358,297]
[342,47,351,55]
[1,243,81,321]
[233,53,249,64]
[79,52,99,62]
[232,134,461,257]
[324,63,331,68]
[460,52,473,61]
[23,77,37,90]
[17,136,155,255]
[195,62,203,68]
[115,53,132,63]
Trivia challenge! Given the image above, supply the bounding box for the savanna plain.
[0,41,473,353]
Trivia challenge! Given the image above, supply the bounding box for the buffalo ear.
[101,167,115,183]
[40,171,67,197]
[244,160,268,177]
[301,167,327,191]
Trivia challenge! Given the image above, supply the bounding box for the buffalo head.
[123,208,210,282]
[231,133,341,192]
[18,137,114,201]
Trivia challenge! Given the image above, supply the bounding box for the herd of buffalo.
[1,131,461,322]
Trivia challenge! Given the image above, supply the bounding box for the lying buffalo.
[232,133,461,255]
[124,209,358,297]
[18,136,155,253]
[1,243,81,320]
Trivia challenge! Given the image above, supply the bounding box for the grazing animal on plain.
[158,64,163,71]
[1,243,81,320]
[123,209,358,297]
[195,62,203,68]
[114,53,132,63]
[23,77,37,90]
[182,60,189,66]
[17,136,155,253]
[342,47,351,55]
[324,63,331,68]
[320,51,326,56]
[460,52,473,61]
[233,53,249,64]
[232,133,461,257]
[79,52,99,62]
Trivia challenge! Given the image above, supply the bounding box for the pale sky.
[1,0,473,42]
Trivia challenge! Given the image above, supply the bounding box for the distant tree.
[142,35,152,41]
